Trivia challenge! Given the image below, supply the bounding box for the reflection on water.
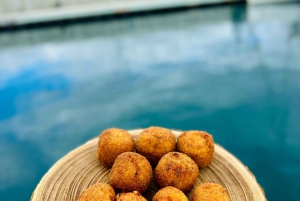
[1,3,300,201]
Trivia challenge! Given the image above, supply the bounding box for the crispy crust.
[155,152,199,192]
[177,131,214,168]
[152,186,188,201]
[76,183,115,201]
[109,152,152,194]
[97,128,134,167]
[116,191,147,201]
[135,126,176,166]
[192,183,231,201]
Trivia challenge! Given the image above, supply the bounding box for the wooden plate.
[31,129,267,201]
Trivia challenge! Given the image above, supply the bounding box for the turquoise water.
[1,3,300,201]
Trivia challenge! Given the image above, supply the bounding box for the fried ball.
[135,126,176,166]
[192,183,231,201]
[109,152,152,194]
[152,186,188,201]
[155,152,199,192]
[177,131,214,168]
[76,183,115,201]
[116,191,147,201]
[97,128,134,167]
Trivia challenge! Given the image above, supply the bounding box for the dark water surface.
[1,3,300,201]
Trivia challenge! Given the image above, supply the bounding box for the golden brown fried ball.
[98,128,134,167]
[116,191,147,201]
[152,186,188,201]
[109,152,152,194]
[177,131,214,168]
[76,183,115,201]
[155,152,199,192]
[192,183,231,201]
[135,127,176,166]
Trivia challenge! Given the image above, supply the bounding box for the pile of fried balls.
[76,127,231,201]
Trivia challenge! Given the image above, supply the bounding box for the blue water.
[1,3,300,201]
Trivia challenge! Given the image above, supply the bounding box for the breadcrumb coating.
[135,126,176,166]
[177,131,214,168]
[97,128,134,167]
[152,186,188,201]
[109,152,152,194]
[116,191,147,201]
[155,152,199,192]
[192,183,231,201]
[76,183,115,201]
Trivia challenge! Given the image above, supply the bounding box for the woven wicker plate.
[31,129,267,201]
